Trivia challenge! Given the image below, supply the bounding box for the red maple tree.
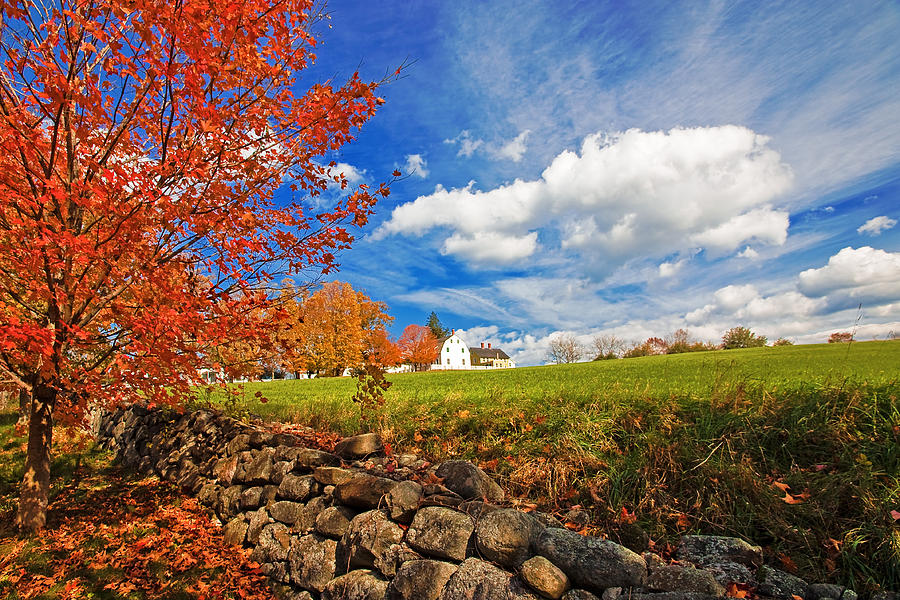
[0,0,397,530]
[397,324,439,371]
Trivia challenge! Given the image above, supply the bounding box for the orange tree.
[0,0,397,530]
[278,281,392,377]
[397,324,439,371]
[364,328,402,369]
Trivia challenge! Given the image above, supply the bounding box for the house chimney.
[481,342,484,348]
[488,343,491,349]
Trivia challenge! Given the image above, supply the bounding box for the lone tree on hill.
[592,334,625,360]
[0,0,397,531]
[547,333,583,364]
[722,326,767,349]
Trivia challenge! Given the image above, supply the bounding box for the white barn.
[431,331,471,370]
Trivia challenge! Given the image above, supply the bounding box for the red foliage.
[0,0,399,527]
[366,328,404,368]
[827,331,854,343]
[397,324,439,370]
[0,474,272,599]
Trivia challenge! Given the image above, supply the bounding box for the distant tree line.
[546,326,805,364]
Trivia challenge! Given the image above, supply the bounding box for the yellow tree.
[279,282,391,377]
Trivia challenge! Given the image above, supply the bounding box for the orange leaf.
[781,492,806,504]
[779,553,799,573]
[726,583,750,598]
[772,480,791,492]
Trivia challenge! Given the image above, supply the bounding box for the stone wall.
[97,406,888,600]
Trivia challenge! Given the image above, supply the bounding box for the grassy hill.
[214,340,900,589]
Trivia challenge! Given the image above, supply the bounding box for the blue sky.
[296,0,900,366]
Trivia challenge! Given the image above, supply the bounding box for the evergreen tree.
[426,312,450,339]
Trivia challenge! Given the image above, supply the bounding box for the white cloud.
[445,1,900,201]
[454,325,500,347]
[658,259,685,278]
[443,129,532,162]
[330,162,366,185]
[494,130,531,162]
[714,284,760,311]
[443,130,484,158]
[738,246,760,259]
[441,231,538,265]
[689,208,789,254]
[404,154,429,179]
[857,215,897,236]
[798,246,900,309]
[378,126,793,272]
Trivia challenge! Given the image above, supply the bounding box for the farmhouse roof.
[470,347,510,360]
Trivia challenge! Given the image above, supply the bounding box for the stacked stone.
[97,407,894,600]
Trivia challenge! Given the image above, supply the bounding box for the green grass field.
[211,340,900,590]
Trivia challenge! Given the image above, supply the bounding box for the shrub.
[773,337,794,346]
[722,326,767,349]
[828,331,853,343]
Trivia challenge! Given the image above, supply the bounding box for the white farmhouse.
[431,331,471,370]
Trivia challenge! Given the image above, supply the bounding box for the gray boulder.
[520,555,570,599]
[315,505,359,538]
[335,473,399,508]
[286,447,342,469]
[292,494,330,535]
[756,566,809,600]
[217,484,244,520]
[438,558,541,600]
[386,480,424,523]
[337,509,405,575]
[289,533,337,593]
[808,584,857,600]
[435,460,505,502]
[247,507,270,544]
[647,565,726,596]
[475,508,544,567]
[535,527,646,591]
[406,506,475,562]
[223,516,248,546]
[242,448,276,485]
[387,559,458,600]
[335,432,384,458]
[677,536,762,568]
[278,473,320,502]
[269,500,303,525]
[251,522,292,563]
[322,569,390,600]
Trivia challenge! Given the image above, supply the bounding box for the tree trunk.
[16,384,56,532]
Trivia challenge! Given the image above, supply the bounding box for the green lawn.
[214,340,900,590]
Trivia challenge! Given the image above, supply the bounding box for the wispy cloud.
[857,215,897,236]
[443,129,533,163]
[441,0,900,199]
